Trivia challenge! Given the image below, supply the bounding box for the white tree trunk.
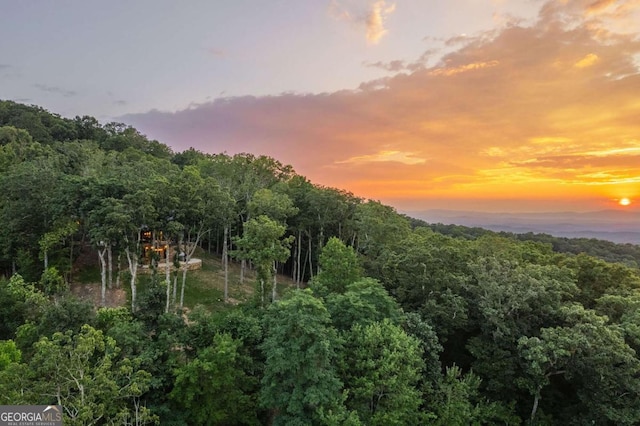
[179,264,188,310]
[179,227,204,310]
[124,246,139,312]
[107,245,113,289]
[272,261,277,302]
[165,242,171,313]
[97,246,107,307]
[223,225,229,302]
[116,252,121,288]
[172,272,178,308]
[307,233,314,279]
[296,230,302,286]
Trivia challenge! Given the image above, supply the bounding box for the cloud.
[366,1,395,44]
[429,60,500,77]
[336,150,426,165]
[574,53,600,68]
[587,0,616,14]
[363,59,406,72]
[0,64,10,70]
[33,83,77,97]
[329,0,396,44]
[123,0,640,210]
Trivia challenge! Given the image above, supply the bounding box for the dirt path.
[70,282,127,308]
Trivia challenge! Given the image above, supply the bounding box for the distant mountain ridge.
[406,209,640,244]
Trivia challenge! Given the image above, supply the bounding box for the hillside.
[2,100,640,425]
[411,208,640,244]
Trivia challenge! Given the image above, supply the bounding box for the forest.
[1,99,640,425]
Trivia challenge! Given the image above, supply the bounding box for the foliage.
[260,289,346,425]
[170,333,259,425]
[233,215,294,305]
[325,278,403,331]
[1,100,640,424]
[0,340,21,370]
[339,319,425,425]
[312,236,362,296]
[39,266,67,295]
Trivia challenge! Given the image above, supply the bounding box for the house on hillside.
[139,228,201,273]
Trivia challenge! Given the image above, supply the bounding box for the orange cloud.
[574,53,600,68]
[587,0,616,14]
[337,150,426,165]
[429,60,500,77]
[124,0,640,212]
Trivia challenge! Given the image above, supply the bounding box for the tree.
[174,167,232,310]
[0,340,20,371]
[465,257,578,401]
[339,319,425,425]
[39,266,66,295]
[248,188,298,224]
[260,290,347,425]
[233,215,294,305]
[0,154,64,281]
[561,253,640,308]
[89,199,131,306]
[517,333,572,424]
[325,278,402,331]
[354,200,410,261]
[38,219,78,270]
[429,365,519,426]
[518,305,640,425]
[22,325,157,425]
[170,333,259,425]
[312,237,362,296]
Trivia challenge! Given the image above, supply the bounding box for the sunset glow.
[3,0,640,213]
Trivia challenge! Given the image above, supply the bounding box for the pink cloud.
[123,0,640,209]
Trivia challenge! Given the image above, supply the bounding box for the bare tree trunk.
[107,245,113,289]
[307,233,314,279]
[296,230,302,287]
[530,390,541,425]
[179,226,206,310]
[44,250,48,270]
[124,245,139,312]
[165,242,171,313]
[116,252,121,288]
[98,246,107,307]
[180,265,187,310]
[172,272,178,309]
[223,225,229,302]
[260,278,265,307]
[272,261,277,302]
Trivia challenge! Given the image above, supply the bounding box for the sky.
[2,0,640,213]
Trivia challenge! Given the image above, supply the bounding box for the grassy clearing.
[71,246,299,312]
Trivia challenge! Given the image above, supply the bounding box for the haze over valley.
[409,208,640,244]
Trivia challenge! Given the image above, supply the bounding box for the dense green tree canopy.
[1,100,640,425]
